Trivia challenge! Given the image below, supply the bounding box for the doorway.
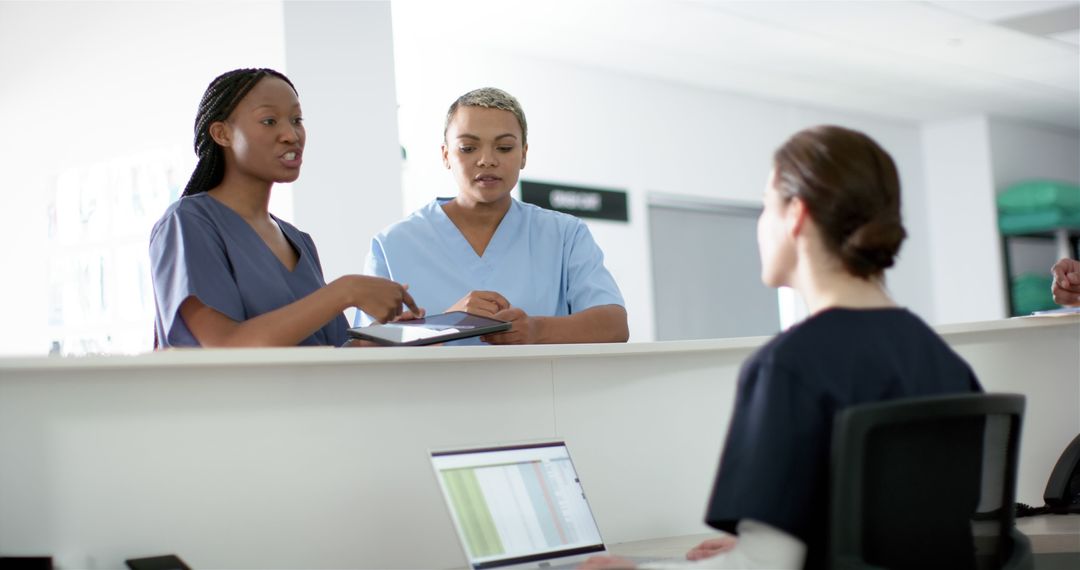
[649,193,780,340]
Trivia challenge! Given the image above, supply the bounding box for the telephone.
[1044,433,1080,514]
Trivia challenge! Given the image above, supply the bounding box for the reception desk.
[1,316,1077,568]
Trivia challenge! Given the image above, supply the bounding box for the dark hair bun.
[773,125,907,280]
[840,216,907,278]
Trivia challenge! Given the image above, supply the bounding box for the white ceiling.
[394,0,1080,130]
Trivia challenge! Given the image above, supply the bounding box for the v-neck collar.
[200,193,303,274]
[432,197,518,266]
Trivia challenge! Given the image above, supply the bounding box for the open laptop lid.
[430,441,606,569]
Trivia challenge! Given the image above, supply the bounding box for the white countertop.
[1,314,1075,372]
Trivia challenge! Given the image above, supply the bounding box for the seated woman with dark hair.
[581,126,982,570]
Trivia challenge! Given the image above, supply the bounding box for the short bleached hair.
[444,87,528,144]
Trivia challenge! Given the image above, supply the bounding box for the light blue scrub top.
[358,198,624,344]
[149,193,349,348]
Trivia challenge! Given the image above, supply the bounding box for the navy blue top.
[704,308,982,569]
[149,193,349,348]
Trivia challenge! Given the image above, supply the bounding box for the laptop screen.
[431,442,605,569]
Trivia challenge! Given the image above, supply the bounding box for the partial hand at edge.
[1051,258,1080,307]
[686,535,738,561]
[576,555,638,570]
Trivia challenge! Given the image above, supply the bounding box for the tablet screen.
[347,311,511,346]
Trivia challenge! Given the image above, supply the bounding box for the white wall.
[922,117,1007,324]
[0,1,288,355]
[0,2,286,171]
[284,1,402,293]
[393,38,935,341]
[0,0,403,353]
[988,117,1080,191]
[922,116,1080,323]
[989,117,1080,273]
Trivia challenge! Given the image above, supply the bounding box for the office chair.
[830,393,1033,570]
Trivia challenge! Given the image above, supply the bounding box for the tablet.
[346,311,512,346]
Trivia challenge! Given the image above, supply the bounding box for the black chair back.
[830,394,1032,570]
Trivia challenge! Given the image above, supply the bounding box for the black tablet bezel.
[346,311,512,346]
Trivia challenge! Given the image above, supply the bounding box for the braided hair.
[182,68,297,197]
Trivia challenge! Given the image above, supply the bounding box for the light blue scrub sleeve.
[566,222,625,312]
[150,209,245,344]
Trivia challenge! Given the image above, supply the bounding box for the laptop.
[430,441,626,569]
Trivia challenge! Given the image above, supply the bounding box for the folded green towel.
[998,210,1080,235]
[997,180,1080,214]
[1011,273,1057,315]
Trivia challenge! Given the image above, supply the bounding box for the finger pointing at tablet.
[400,285,423,317]
[337,276,424,323]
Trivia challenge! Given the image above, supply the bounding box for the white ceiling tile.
[393,0,1080,129]
[927,1,1077,23]
[1050,28,1080,43]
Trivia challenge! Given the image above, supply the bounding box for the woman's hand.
[1051,258,1080,306]
[482,307,540,344]
[577,555,637,569]
[686,535,737,560]
[332,275,421,323]
[447,290,510,317]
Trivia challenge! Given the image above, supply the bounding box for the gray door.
[649,194,780,340]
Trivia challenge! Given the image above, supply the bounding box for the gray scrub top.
[149,193,349,348]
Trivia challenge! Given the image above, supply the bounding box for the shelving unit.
[1000,228,1080,316]
[997,180,1080,317]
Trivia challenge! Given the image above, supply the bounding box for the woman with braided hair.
[580,126,982,570]
[150,68,421,348]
